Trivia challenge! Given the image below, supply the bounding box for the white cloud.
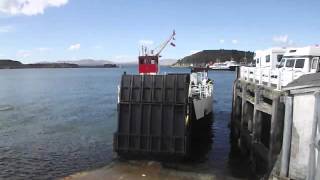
[272,35,295,46]
[14,47,51,59]
[17,50,31,58]
[232,39,238,44]
[115,55,129,59]
[68,43,81,51]
[36,47,51,52]
[0,0,68,16]
[0,25,14,33]
[112,55,136,63]
[139,40,154,46]
[219,39,225,44]
[288,40,294,45]
[272,34,294,46]
[273,35,289,44]
[93,45,103,49]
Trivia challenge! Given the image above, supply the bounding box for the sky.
[0,0,320,63]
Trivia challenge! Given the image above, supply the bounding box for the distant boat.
[209,61,239,71]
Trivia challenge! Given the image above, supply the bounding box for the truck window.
[277,55,283,62]
[266,55,270,63]
[285,59,295,68]
[295,59,305,68]
[311,58,318,69]
[278,59,285,68]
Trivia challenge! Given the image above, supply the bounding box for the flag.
[170,42,176,47]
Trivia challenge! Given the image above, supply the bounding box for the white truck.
[277,46,320,84]
[240,46,320,89]
[254,47,286,69]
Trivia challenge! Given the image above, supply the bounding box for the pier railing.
[239,66,301,90]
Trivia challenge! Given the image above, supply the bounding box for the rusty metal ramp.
[114,74,191,156]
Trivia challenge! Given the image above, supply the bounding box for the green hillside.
[0,59,24,68]
[174,49,254,66]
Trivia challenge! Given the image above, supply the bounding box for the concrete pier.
[232,72,320,179]
[231,79,285,175]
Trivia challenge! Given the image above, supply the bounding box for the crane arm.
[155,30,176,56]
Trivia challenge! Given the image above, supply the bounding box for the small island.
[0,59,117,69]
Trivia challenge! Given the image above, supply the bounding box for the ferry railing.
[190,82,212,99]
[190,71,213,99]
[198,83,212,99]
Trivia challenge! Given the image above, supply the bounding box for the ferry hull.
[193,96,213,120]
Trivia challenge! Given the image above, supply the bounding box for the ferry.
[209,60,239,71]
[114,31,214,157]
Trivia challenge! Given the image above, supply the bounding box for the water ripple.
[0,105,14,111]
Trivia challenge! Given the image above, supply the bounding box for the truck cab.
[277,46,320,84]
[240,46,320,89]
[254,48,286,69]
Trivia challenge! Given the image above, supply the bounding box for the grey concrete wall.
[289,93,315,179]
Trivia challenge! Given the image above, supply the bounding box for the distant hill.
[56,59,114,66]
[0,59,117,69]
[0,59,24,68]
[159,59,177,66]
[174,49,254,67]
[25,63,79,68]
